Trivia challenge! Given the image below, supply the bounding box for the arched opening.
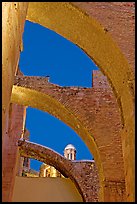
[25,2,134,201]
[10,3,131,198]
[16,139,99,202]
[11,85,104,200]
[14,16,108,201]
[2,2,134,202]
[25,107,93,172]
[19,20,99,88]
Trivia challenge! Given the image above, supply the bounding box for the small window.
[68,153,72,160]
[23,157,28,167]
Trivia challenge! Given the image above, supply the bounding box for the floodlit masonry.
[20,143,78,178]
[39,144,77,178]
[18,139,99,202]
[11,70,126,202]
[2,2,135,202]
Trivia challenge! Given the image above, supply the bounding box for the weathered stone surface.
[2,2,135,202]
[2,103,26,202]
[18,139,99,202]
[12,71,126,202]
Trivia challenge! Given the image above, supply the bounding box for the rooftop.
[64,144,76,150]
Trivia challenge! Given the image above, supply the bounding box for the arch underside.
[2,2,134,202]
[11,78,126,201]
[26,2,134,128]
[13,2,134,201]
[18,139,99,202]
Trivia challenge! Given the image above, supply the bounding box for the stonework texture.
[18,139,99,202]
[2,103,26,202]
[71,3,134,201]
[73,2,135,71]
[13,70,126,201]
[2,2,28,144]
[2,2,135,202]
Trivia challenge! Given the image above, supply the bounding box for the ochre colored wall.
[12,177,83,202]
[2,2,28,143]
[2,3,28,200]
[2,2,135,202]
[26,3,135,201]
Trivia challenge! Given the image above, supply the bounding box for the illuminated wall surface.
[12,177,83,202]
[2,2,135,202]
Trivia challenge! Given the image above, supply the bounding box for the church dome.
[64,144,76,150]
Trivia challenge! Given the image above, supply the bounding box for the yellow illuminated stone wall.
[12,177,83,202]
[2,2,135,202]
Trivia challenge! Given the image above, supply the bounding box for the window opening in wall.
[18,19,101,177]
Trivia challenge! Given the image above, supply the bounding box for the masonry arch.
[11,85,104,200]
[11,81,127,202]
[2,2,135,202]
[18,139,99,202]
[25,2,135,201]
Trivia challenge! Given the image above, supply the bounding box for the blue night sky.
[19,20,99,171]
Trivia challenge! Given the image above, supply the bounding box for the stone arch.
[25,2,135,201]
[2,2,135,202]
[11,75,126,202]
[18,139,99,202]
[11,85,104,200]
